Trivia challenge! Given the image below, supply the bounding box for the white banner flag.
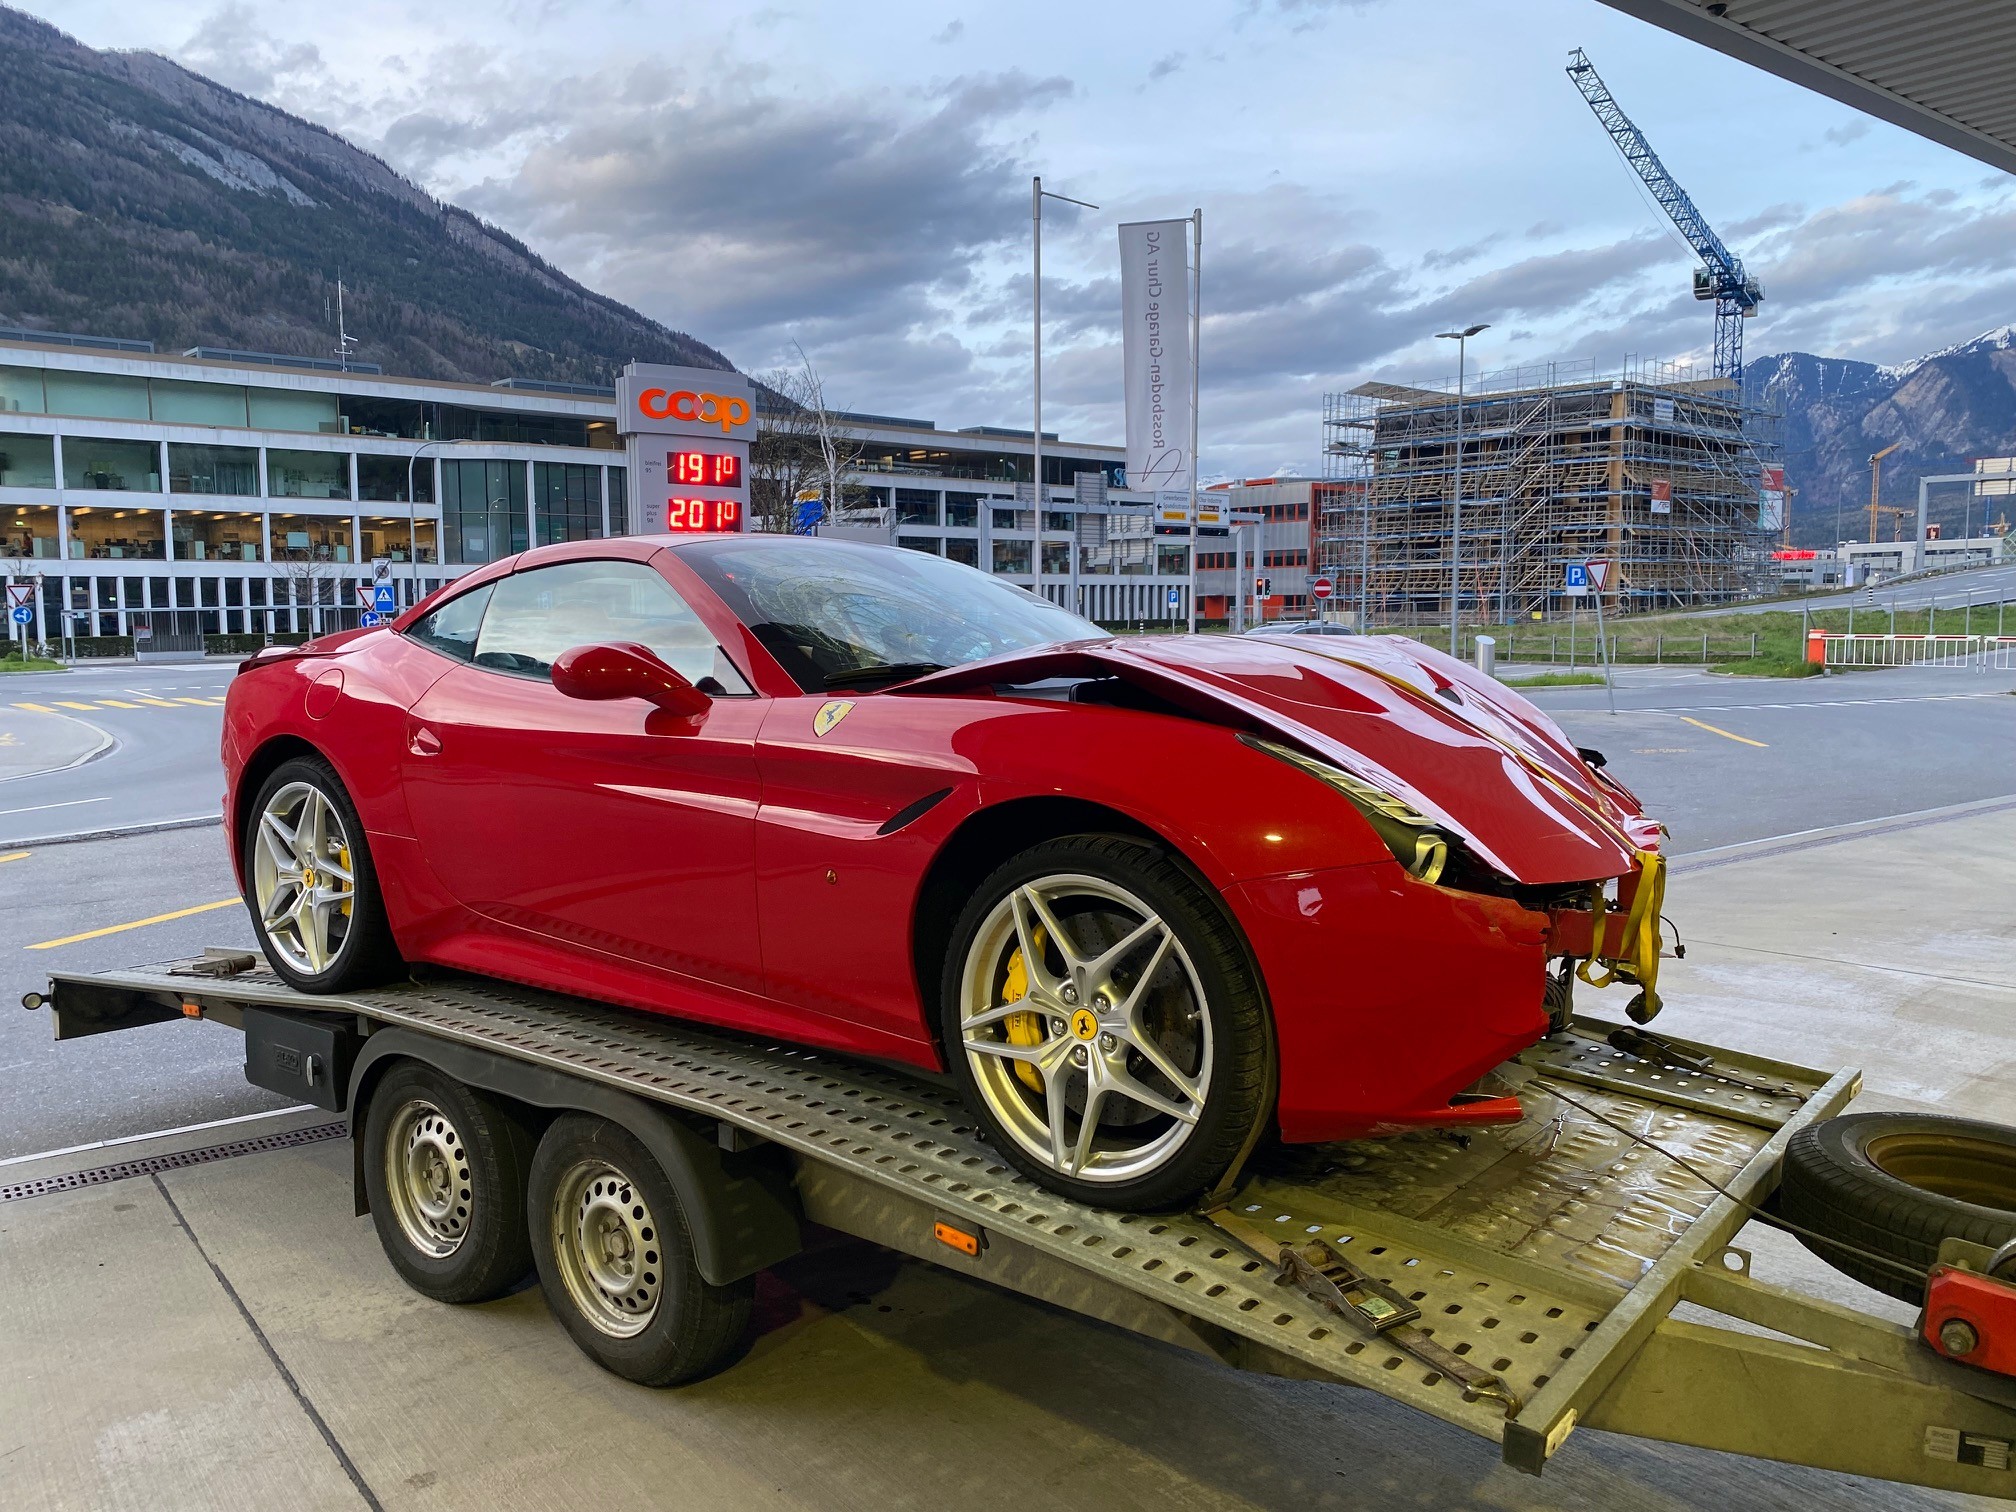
[1118,219,1192,494]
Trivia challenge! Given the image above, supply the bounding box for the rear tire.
[940,834,1272,1211]
[1781,1112,2016,1303]
[362,1060,536,1304]
[528,1114,752,1386]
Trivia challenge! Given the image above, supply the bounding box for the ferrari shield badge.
[813,699,856,737]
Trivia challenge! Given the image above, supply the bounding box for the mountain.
[1748,328,2016,547]
[0,5,732,385]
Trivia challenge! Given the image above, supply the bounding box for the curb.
[1669,793,2016,876]
[0,716,116,786]
[0,814,223,850]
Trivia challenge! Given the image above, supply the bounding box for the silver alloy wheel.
[383,1099,472,1259]
[957,873,1213,1185]
[251,779,357,976]
[550,1159,662,1338]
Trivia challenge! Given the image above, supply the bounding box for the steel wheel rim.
[958,872,1213,1184]
[383,1099,472,1259]
[251,780,356,976]
[551,1158,662,1337]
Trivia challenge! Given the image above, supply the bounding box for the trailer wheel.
[528,1114,752,1386]
[1780,1112,2016,1303]
[942,834,1272,1211]
[361,1061,535,1303]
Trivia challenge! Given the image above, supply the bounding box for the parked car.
[224,534,1665,1207]
[1243,620,1360,636]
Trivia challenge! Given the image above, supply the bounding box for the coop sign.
[617,363,754,534]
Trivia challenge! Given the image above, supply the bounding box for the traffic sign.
[372,584,397,614]
[1310,576,1334,600]
[356,584,377,610]
[5,584,33,609]
[1165,587,1181,609]
[1585,558,1612,592]
[9,606,29,626]
[372,556,393,585]
[360,611,383,628]
[1563,563,1588,597]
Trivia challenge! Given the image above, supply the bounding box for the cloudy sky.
[22,0,2016,476]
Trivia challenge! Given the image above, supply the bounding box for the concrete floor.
[4,801,2014,1509]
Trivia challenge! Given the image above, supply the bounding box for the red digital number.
[665,498,742,532]
[670,450,744,488]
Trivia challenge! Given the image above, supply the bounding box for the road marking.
[10,702,58,713]
[1679,716,1768,748]
[171,697,223,706]
[52,701,98,711]
[0,796,110,818]
[26,897,239,950]
[133,697,181,707]
[0,1103,314,1169]
[1661,692,2009,714]
[93,699,144,709]
[0,851,27,864]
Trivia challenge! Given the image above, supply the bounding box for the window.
[471,559,750,692]
[1042,511,1072,533]
[1157,544,1190,577]
[991,539,1031,575]
[269,449,350,499]
[0,367,45,414]
[406,582,494,663]
[896,535,942,555]
[535,462,603,544]
[168,444,259,496]
[1,503,57,559]
[174,509,263,562]
[1041,541,1069,575]
[359,454,434,504]
[44,371,150,421]
[992,507,1033,532]
[269,514,353,563]
[607,467,627,535]
[151,380,249,427]
[69,504,165,559]
[944,537,979,567]
[248,390,340,433]
[944,494,980,528]
[0,434,55,487]
[63,437,160,492]
[1263,550,1308,568]
[894,489,939,526]
[442,458,528,564]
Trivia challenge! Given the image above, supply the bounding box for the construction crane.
[1867,442,1912,542]
[1567,49,1764,384]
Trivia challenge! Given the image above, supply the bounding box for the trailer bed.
[42,959,2016,1497]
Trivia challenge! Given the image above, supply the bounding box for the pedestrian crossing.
[12,695,226,714]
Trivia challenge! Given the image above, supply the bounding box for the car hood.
[897,634,1656,886]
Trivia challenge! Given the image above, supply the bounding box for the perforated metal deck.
[49,963,1853,1448]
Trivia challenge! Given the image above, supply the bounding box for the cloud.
[177,2,331,100]
[1823,119,1872,148]
[933,19,964,44]
[1148,52,1185,82]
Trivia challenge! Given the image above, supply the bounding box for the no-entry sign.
[1310,577,1334,600]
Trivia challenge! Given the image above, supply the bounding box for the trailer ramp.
[45,962,2016,1497]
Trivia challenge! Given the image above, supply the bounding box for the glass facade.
[991,539,1031,575]
[0,433,55,487]
[895,489,939,526]
[269,513,354,563]
[2,503,59,559]
[358,453,433,503]
[360,515,436,564]
[607,466,627,535]
[944,493,980,528]
[534,461,602,544]
[64,437,161,493]
[70,504,166,559]
[168,443,260,496]
[268,449,350,500]
[442,457,528,565]
[175,510,265,562]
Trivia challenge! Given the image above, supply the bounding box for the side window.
[471,559,752,694]
[404,582,494,663]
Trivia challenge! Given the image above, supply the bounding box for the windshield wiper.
[823,662,948,688]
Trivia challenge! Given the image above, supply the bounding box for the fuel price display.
[671,450,743,488]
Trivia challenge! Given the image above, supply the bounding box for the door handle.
[409,725,442,757]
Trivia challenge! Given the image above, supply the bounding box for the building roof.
[1599,0,2016,175]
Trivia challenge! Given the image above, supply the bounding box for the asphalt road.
[0,660,233,846]
[3,657,2013,1161]
[1689,558,2016,616]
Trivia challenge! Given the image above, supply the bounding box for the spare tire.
[1780,1112,2016,1303]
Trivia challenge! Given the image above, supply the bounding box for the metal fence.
[1818,634,2016,670]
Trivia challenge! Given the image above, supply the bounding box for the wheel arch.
[231,733,328,866]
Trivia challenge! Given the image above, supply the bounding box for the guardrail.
[1812,633,2016,669]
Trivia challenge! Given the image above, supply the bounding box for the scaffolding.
[1320,357,1779,628]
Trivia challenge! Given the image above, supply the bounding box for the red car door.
[401,557,767,999]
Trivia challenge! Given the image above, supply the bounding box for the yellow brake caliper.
[1001,943,1047,1093]
[337,845,353,917]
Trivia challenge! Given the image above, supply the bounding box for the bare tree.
[275,550,337,637]
[749,347,866,534]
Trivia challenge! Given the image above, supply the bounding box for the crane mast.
[1567,48,1763,383]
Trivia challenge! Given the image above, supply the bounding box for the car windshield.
[678,538,1101,691]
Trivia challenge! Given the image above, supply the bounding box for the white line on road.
[1650,692,2011,714]
[0,1103,316,1169]
[0,795,111,818]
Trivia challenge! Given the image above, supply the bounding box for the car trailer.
[30,953,2016,1501]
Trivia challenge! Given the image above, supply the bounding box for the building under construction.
[1320,358,1779,626]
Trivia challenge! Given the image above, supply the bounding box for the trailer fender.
[346,1029,803,1286]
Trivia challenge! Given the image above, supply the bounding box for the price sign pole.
[1586,557,1616,715]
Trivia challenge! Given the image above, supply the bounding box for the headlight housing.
[1241,734,1450,885]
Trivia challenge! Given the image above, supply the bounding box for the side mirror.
[551,642,711,720]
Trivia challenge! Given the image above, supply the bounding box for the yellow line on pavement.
[94,699,144,709]
[27,898,240,951]
[1680,716,1769,748]
[133,697,181,707]
[11,702,57,713]
[0,851,28,865]
[172,697,222,706]
[52,701,98,711]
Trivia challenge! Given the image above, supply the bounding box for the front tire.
[243,754,402,992]
[940,835,1272,1210]
[528,1114,753,1386]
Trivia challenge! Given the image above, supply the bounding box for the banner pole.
[1187,207,1201,635]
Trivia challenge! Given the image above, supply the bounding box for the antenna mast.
[335,273,358,369]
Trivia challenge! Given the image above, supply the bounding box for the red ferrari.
[224,534,1667,1208]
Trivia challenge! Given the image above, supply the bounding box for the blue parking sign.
[1166,587,1181,609]
[1563,563,1588,591]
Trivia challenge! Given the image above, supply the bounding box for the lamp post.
[405,438,479,608]
[1033,176,1098,616]
[1436,324,1487,656]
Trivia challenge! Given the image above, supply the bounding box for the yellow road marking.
[94,699,144,708]
[1679,716,1769,748]
[26,898,240,951]
[11,702,57,713]
[0,851,28,864]
[172,697,223,706]
[134,697,181,707]
[52,701,98,711]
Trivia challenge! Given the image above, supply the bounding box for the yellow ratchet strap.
[1576,848,1666,1000]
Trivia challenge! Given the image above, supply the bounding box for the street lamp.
[1033,176,1098,617]
[1436,323,1488,656]
[406,438,479,608]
